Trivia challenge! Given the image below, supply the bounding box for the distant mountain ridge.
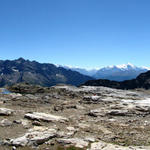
[63,63,149,81]
[61,65,98,76]
[0,58,93,87]
[82,70,150,90]
[93,63,149,81]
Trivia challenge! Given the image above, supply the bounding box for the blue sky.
[0,0,150,68]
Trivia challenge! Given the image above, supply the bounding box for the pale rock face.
[77,123,90,129]
[88,108,107,117]
[57,138,89,148]
[10,127,57,146]
[84,137,96,142]
[9,93,22,99]
[89,141,146,150]
[0,108,14,116]
[24,112,68,122]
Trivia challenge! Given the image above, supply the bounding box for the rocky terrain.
[0,84,150,149]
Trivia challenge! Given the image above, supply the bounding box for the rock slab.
[25,112,68,122]
[10,127,57,146]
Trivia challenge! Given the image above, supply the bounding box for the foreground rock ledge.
[24,112,68,122]
[9,126,57,146]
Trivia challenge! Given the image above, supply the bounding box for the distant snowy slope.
[94,63,149,81]
[61,63,150,81]
[60,65,98,76]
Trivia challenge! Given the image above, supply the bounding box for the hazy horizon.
[1,57,150,70]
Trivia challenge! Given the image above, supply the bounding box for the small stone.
[13,120,22,124]
[0,119,13,127]
[21,119,31,129]
[54,105,63,111]
[12,146,16,150]
[32,120,42,126]
[107,109,129,116]
[66,126,76,131]
[0,108,14,116]
[57,138,89,148]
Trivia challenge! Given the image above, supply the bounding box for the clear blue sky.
[0,0,150,68]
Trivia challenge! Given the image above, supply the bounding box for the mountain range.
[61,65,98,76]
[63,63,149,81]
[0,58,93,87]
[0,58,149,88]
[83,70,150,90]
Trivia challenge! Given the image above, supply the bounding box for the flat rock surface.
[57,138,89,148]
[25,112,68,122]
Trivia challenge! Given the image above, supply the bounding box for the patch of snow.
[122,98,150,106]
[12,68,19,72]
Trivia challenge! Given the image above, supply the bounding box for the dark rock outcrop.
[82,70,150,90]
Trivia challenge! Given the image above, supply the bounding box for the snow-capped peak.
[56,63,150,81]
[116,63,136,70]
[141,66,150,70]
[102,63,144,71]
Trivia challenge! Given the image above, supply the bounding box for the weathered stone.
[78,123,90,129]
[57,138,89,148]
[75,105,85,110]
[135,105,150,112]
[21,119,31,129]
[32,120,42,126]
[0,119,13,127]
[25,112,68,122]
[89,141,146,150]
[82,96,102,104]
[84,137,96,142]
[13,120,22,124]
[98,126,112,135]
[10,127,57,146]
[107,109,129,116]
[88,109,106,117]
[9,93,22,99]
[0,108,14,116]
[66,126,76,132]
[54,105,64,111]
[12,146,17,150]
